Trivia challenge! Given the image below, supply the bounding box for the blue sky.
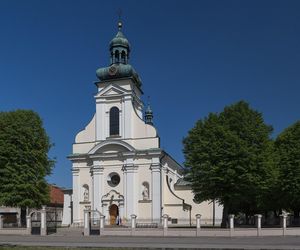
[0,0,299,188]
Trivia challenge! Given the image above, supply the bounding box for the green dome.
[96,63,142,88]
[109,31,131,50]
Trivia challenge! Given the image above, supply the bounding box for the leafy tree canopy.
[183,101,277,225]
[0,110,54,208]
[275,121,300,214]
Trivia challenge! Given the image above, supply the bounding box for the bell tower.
[93,22,156,142]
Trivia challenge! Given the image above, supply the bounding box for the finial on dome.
[118,21,122,30]
[117,9,123,31]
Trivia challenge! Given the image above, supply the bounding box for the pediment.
[101,190,124,201]
[97,84,128,97]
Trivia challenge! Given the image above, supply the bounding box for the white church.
[62,22,222,227]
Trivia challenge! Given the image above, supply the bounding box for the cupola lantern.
[109,21,130,65]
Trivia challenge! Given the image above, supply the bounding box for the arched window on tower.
[110,107,119,136]
[111,51,114,64]
[115,50,120,63]
[121,50,126,64]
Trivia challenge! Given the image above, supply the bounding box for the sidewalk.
[1,234,300,249]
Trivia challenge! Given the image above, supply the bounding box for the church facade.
[65,22,222,226]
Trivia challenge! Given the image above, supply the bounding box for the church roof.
[96,63,142,88]
[175,178,191,187]
[109,30,131,50]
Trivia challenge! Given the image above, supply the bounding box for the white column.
[196,214,201,236]
[162,214,169,236]
[119,201,125,225]
[100,215,105,229]
[92,164,104,212]
[131,214,137,229]
[72,168,80,225]
[229,214,234,237]
[280,214,288,236]
[151,159,162,223]
[0,215,3,229]
[123,157,138,219]
[123,95,132,138]
[26,215,31,235]
[16,213,21,227]
[62,192,72,226]
[41,205,47,236]
[83,210,90,236]
[131,214,137,236]
[255,214,262,236]
[103,205,109,224]
[121,98,125,138]
[96,99,106,140]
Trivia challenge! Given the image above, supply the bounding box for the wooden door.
[109,204,118,225]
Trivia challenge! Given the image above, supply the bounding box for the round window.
[107,172,120,187]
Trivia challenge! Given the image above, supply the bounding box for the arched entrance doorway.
[109,204,119,225]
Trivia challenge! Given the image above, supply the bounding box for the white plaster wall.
[137,164,152,218]
[62,193,72,226]
[137,202,152,222]
[75,115,96,143]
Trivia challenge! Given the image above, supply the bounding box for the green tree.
[275,121,300,218]
[183,101,277,227]
[0,110,54,224]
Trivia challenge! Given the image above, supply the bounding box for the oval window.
[107,172,120,187]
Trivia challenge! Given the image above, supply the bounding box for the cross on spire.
[117,9,123,30]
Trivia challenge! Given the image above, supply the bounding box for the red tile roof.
[50,185,64,204]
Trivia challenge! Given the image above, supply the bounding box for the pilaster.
[150,157,162,223]
[123,157,138,219]
[72,168,80,224]
[91,164,104,213]
[95,99,106,140]
[123,95,132,138]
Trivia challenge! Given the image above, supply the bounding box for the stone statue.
[83,188,89,202]
[142,183,149,200]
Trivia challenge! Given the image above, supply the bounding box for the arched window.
[110,107,119,136]
[115,50,119,63]
[111,51,114,64]
[121,50,126,63]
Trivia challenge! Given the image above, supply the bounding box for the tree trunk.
[221,202,229,228]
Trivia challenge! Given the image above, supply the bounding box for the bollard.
[195,214,201,236]
[100,214,105,235]
[255,214,262,236]
[130,214,137,236]
[40,205,47,236]
[100,214,105,229]
[229,214,235,237]
[280,214,287,236]
[84,210,90,236]
[0,215,3,229]
[26,215,31,235]
[162,214,169,236]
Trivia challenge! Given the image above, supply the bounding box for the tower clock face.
[109,65,118,76]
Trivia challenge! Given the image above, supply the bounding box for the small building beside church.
[65,22,222,226]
